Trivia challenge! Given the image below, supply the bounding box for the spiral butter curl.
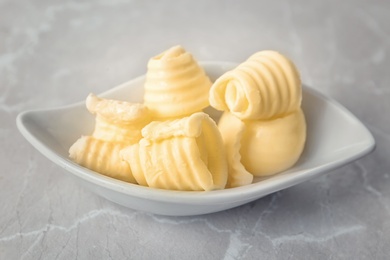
[143,45,212,119]
[69,94,152,184]
[209,51,302,120]
[120,112,228,191]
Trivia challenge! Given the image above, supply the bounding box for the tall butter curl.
[144,45,212,119]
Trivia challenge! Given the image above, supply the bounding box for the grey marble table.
[1,0,389,259]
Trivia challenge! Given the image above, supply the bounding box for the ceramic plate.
[16,62,375,216]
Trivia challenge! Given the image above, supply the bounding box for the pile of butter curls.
[69,45,306,191]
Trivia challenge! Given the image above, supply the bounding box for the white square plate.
[16,62,375,216]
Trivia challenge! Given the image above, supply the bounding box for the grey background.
[1,0,389,259]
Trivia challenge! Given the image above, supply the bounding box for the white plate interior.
[16,62,375,216]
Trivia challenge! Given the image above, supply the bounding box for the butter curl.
[144,45,212,119]
[121,112,228,191]
[209,50,301,120]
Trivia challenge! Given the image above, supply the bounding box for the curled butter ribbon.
[121,112,228,191]
[144,45,212,119]
[69,94,151,184]
[69,136,136,183]
[209,50,302,120]
[86,93,151,144]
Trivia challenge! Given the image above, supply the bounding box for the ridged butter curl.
[209,50,302,120]
[69,136,136,183]
[120,112,228,191]
[68,94,151,184]
[86,93,151,144]
[144,45,212,119]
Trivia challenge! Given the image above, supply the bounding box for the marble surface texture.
[1,0,389,259]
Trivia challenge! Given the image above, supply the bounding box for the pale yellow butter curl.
[69,94,152,184]
[86,93,151,144]
[144,45,212,119]
[69,136,136,183]
[121,112,228,191]
[218,109,306,178]
[209,50,301,120]
[217,113,253,188]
